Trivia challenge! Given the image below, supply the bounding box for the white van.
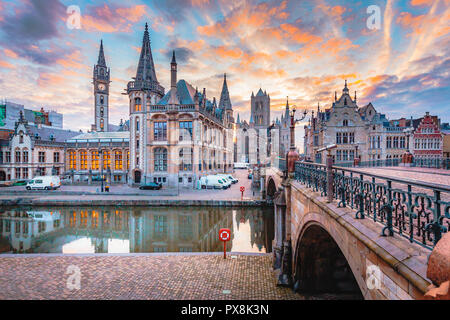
[205,175,226,189]
[26,176,61,190]
[234,162,249,169]
[216,174,232,188]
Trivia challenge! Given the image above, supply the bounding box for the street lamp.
[98,148,104,192]
[286,107,308,174]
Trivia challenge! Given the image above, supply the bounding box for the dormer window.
[19,131,24,144]
[344,98,347,106]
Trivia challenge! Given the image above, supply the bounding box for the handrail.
[294,160,450,249]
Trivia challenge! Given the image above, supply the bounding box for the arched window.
[103,150,111,170]
[100,119,104,130]
[136,118,140,132]
[100,96,104,105]
[115,151,123,170]
[69,151,76,170]
[100,107,104,117]
[135,97,142,112]
[154,148,167,172]
[91,151,99,170]
[343,119,348,127]
[344,98,347,105]
[80,150,88,170]
[19,131,24,144]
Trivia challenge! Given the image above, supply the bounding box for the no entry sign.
[219,228,231,259]
[240,186,245,200]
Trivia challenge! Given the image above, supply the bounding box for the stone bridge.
[265,166,449,300]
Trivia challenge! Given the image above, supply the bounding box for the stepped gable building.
[0,111,79,182]
[304,81,445,164]
[126,24,234,187]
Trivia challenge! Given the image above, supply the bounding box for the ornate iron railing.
[334,158,449,170]
[294,161,450,249]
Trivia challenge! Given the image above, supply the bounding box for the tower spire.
[97,39,106,66]
[285,96,290,119]
[219,73,232,110]
[135,22,158,85]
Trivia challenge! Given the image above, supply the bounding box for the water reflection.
[0,207,274,254]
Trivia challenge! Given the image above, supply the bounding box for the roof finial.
[345,79,347,88]
[335,91,337,101]
[354,90,357,102]
[145,22,148,32]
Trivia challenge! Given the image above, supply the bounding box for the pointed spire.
[343,79,349,93]
[237,113,240,124]
[285,96,290,119]
[97,40,106,66]
[317,101,320,113]
[171,50,176,64]
[135,23,158,84]
[335,91,337,101]
[219,73,232,110]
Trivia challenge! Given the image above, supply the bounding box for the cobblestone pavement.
[0,254,304,300]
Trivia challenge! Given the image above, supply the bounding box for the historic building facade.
[0,112,79,182]
[304,82,445,164]
[127,24,234,187]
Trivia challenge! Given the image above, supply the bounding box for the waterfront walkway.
[0,253,303,300]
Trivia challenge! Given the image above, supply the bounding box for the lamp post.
[98,148,104,192]
[354,145,359,166]
[286,107,308,174]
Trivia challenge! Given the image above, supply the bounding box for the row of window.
[0,151,59,163]
[12,167,60,179]
[336,132,355,144]
[68,150,129,171]
[414,138,441,150]
[335,150,356,162]
[386,136,407,149]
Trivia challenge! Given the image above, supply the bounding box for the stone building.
[65,131,130,184]
[304,81,445,164]
[0,112,79,182]
[127,24,234,187]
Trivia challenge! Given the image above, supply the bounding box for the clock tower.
[93,40,110,132]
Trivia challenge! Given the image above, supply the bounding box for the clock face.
[98,84,106,91]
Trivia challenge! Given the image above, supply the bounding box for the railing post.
[326,150,333,203]
[356,174,365,219]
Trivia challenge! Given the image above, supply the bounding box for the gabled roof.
[157,80,197,105]
[28,126,80,143]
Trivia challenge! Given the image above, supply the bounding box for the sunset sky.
[0,0,449,133]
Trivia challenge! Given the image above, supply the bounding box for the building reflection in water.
[0,207,274,254]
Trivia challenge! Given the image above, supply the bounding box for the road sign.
[219,228,231,259]
[240,186,245,200]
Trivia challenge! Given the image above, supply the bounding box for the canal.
[0,206,274,254]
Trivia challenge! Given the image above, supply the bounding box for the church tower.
[251,88,270,129]
[93,40,110,132]
[127,23,165,184]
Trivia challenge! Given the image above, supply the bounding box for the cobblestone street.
[0,254,303,300]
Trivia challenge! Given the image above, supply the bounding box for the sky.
[0,0,449,135]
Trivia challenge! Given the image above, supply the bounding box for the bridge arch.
[293,221,364,299]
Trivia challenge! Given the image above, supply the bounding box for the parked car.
[14,179,29,186]
[92,175,106,182]
[139,182,162,190]
[26,176,61,190]
[234,162,249,169]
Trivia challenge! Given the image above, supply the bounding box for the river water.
[0,206,274,254]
